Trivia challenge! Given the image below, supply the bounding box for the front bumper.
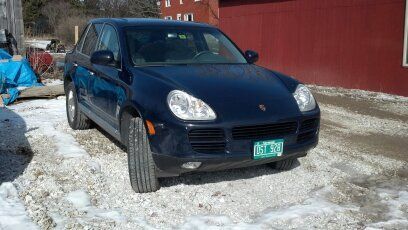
[147,109,320,177]
[153,140,315,177]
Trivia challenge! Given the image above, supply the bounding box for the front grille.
[297,118,319,143]
[232,122,298,140]
[297,131,316,142]
[299,118,319,132]
[188,129,226,153]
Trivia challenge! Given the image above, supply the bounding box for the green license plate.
[253,139,284,160]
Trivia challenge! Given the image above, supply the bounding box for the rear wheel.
[66,82,91,130]
[127,117,160,193]
[268,158,298,171]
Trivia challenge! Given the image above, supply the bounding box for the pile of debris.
[0,49,42,106]
[0,49,64,107]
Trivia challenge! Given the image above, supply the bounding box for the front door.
[88,24,125,130]
[74,23,103,108]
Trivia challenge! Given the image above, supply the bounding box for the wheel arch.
[119,102,143,147]
[63,72,73,93]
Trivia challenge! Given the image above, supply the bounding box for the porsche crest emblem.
[259,104,266,111]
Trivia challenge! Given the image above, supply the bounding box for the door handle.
[73,63,78,67]
[89,71,95,76]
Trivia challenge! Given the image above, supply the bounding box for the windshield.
[125,27,247,66]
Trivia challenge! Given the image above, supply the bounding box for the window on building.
[404,0,408,67]
[180,0,183,4]
[184,13,194,22]
[164,16,172,20]
[165,0,171,7]
[177,14,182,20]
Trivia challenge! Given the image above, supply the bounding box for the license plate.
[253,139,284,160]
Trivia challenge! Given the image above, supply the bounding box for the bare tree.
[128,0,160,18]
[197,0,219,25]
[41,0,72,33]
[97,0,159,18]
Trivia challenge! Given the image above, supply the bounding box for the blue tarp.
[0,49,42,105]
[0,49,12,59]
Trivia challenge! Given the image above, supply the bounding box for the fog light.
[181,162,202,169]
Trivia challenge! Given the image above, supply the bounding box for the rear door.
[88,24,125,130]
[74,23,103,108]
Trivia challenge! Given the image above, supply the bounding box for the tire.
[127,117,160,193]
[66,82,91,130]
[269,158,297,171]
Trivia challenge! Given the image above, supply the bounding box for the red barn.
[160,0,219,26]
[160,0,408,96]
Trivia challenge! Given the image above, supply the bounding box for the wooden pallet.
[19,85,64,98]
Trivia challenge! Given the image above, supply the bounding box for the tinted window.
[126,28,247,66]
[204,33,219,53]
[76,24,90,52]
[82,23,103,56]
[97,25,121,63]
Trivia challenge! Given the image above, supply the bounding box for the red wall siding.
[219,0,408,96]
[161,0,219,25]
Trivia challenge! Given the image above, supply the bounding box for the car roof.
[89,18,214,29]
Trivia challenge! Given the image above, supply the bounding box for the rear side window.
[76,24,90,52]
[82,23,103,56]
[97,25,121,63]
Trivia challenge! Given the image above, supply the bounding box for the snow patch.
[66,190,91,209]
[0,183,38,230]
[25,39,51,50]
[86,209,127,223]
[42,79,63,86]
[367,189,408,229]
[179,186,358,229]
[65,190,126,224]
[8,99,88,158]
[88,161,101,174]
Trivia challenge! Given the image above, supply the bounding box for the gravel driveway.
[0,86,407,229]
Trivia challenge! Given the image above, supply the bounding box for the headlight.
[293,84,316,112]
[167,90,216,120]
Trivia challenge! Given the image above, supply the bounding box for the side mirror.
[90,50,115,66]
[245,50,259,64]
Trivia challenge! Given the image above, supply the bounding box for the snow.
[179,186,359,229]
[0,183,38,230]
[65,189,126,224]
[25,39,51,50]
[367,189,408,229]
[308,85,408,103]
[42,79,63,86]
[66,190,91,208]
[8,99,88,158]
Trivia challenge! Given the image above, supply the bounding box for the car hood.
[133,64,301,123]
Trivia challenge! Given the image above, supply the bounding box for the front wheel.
[127,117,160,193]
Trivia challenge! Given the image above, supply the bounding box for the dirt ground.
[0,85,407,229]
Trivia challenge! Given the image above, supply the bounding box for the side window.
[97,25,121,63]
[82,23,103,56]
[76,24,90,52]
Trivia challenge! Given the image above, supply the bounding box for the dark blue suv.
[64,18,320,193]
